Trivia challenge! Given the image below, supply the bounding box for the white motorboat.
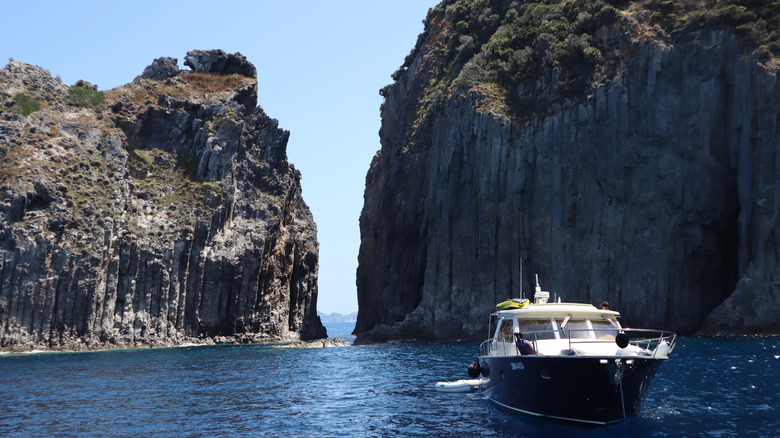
[470,277,676,425]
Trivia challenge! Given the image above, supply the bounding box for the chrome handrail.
[478,328,676,358]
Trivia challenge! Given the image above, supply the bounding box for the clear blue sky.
[1,0,439,315]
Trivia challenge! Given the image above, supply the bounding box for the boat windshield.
[516,319,556,341]
[556,319,592,339]
[591,320,618,339]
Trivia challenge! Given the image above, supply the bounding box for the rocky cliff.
[0,50,326,351]
[356,0,780,343]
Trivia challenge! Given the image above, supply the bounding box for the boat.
[470,276,676,426]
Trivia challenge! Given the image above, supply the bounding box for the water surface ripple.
[1,326,777,437]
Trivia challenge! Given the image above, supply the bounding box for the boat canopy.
[494,302,620,320]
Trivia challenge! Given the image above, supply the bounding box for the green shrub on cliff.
[644,0,780,59]
[13,93,41,116]
[434,0,620,116]
[406,0,780,120]
[68,80,105,111]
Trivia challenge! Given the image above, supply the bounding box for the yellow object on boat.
[496,298,530,310]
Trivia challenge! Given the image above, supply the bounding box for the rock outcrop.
[138,57,180,81]
[0,50,326,352]
[281,338,349,348]
[355,1,780,343]
[184,50,257,78]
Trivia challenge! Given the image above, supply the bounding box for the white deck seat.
[569,340,620,356]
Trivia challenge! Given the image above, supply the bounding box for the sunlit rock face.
[0,50,325,351]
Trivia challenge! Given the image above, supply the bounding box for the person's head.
[514,327,523,339]
[600,301,609,310]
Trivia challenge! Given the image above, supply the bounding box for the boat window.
[497,319,514,341]
[591,320,618,339]
[556,319,592,339]
[516,319,556,341]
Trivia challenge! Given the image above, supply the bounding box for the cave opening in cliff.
[718,201,741,305]
[698,189,741,330]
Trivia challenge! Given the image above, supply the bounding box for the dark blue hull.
[480,355,665,425]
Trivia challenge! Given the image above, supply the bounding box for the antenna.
[534,274,549,304]
[520,258,524,299]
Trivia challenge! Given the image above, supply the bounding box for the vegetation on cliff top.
[105,71,253,108]
[0,63,253,248]
[399,0,779,119]
[68,80,105,112]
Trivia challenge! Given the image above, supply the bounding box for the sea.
[0,322,777,437]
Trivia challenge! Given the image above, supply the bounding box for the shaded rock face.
[0,50,325,351]
[356,11,780,342]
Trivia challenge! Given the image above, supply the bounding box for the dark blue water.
[0,323,777,437]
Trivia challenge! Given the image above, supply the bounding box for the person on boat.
[600,301,610,310]
[514,328,536,355]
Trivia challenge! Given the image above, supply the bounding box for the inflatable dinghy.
[434,379,483,393]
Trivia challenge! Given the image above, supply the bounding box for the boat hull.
[480,355,665,425]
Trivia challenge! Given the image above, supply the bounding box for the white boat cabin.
[486,302,672,358]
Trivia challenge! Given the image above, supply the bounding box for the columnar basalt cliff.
[0,50,326,351]
[356,1,780,343]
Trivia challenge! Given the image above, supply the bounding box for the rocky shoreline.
[0,335,350,356]
[280,338,350,348]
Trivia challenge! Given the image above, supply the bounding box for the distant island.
[318,311,358,324]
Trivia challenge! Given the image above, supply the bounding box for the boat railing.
[479,328,676,358]
[617,328,677,354]
[479,333,519,357]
